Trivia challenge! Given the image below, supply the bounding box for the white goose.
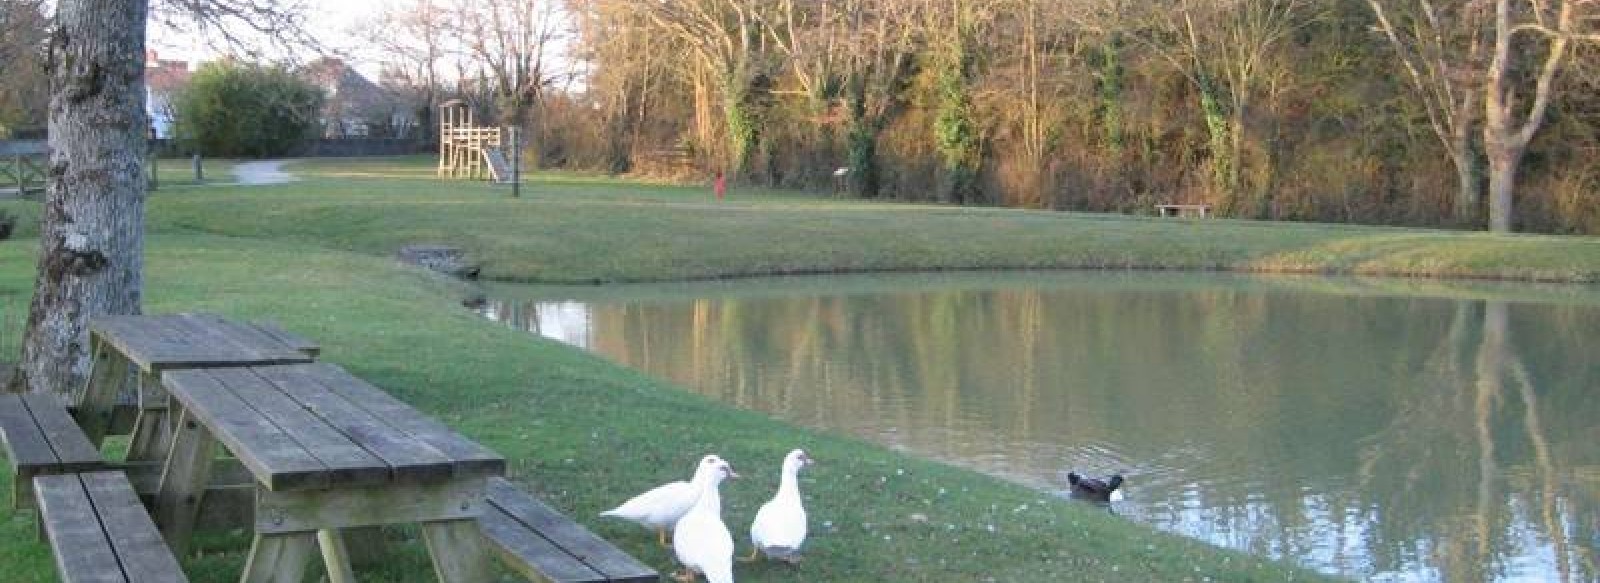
[673,455,738,583]
[601,455,716,547]
[746,449,813,563]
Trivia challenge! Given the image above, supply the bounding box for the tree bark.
[1485,144,1519,232]
[11,0,147,395]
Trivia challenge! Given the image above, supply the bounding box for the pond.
[477,272,1599,582]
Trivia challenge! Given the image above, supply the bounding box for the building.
[145,50,191,138]
[301,57,414,138]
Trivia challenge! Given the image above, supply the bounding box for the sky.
[146,1,387,77]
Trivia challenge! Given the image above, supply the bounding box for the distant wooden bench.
[0,139,47,198]
[479,477,658,583]
[34,471,189,582]
[0,393,104,509]
[1156,204,1212,218]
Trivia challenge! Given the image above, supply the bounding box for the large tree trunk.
[11,0,147,395]
[1485,144,1519,233]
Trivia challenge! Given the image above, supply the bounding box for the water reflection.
[480,275,1600,582]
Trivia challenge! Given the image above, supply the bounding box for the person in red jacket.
[713,171,727,201]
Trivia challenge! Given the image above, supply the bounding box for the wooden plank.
[163,369,328,491]
[247,320,322,357]
[185,314,318,359]
[153,407,218,555]
[90,316,190,374]
[80,471,189,582]
[0,393,59,469]
[33,474,125,583]
[317,529,358,583]
[294,363,505,478]
[486,478,658,582]
[240,532,316,583]
[92,314,313,373]
[174,313,315,367]
[253,364,455,484]
[421,519,495,583]
[20,393,105,469]
[168,314,278,362]
[255,477,487,534]
[121,458,254,495]
[207,367,389,487]
[478,504,606,583]
[1,394,56,509]
[76,339,131,446]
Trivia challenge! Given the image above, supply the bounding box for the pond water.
[477,272,1600,582]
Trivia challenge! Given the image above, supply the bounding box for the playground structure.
[436,99,513,182]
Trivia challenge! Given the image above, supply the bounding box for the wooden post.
[317,528,359,583]
[74,338,130,447]
[421,519,494,583]
[146,126,158,191]
[241,532,317,583]
[510,126,521,198]
[126,372,171,462]
[154,406,218,555]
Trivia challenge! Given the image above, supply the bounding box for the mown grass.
[0,234,1335,582]
[15,154,1595,581]
[135,155,1600,285]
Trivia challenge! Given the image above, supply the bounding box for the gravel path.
[232,160,296,185]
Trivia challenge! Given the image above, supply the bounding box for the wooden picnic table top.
[90,313,319,373]
[162,362,505,492]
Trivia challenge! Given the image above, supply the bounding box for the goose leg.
[739,547,762,563]
[657,529,672,548]
[672,569,698,582]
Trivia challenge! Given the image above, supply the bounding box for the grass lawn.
[11,154,1594,581]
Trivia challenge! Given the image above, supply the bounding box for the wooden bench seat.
[478,477,657,583]
[34,471,189,582]
[0,393,104,508]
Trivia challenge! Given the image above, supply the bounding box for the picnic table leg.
[127,371,172,462]
[317,528,358,583]
[154,406,217,555]
[240,531,317,583]
[74,337,132,447]
[421,519,494,583]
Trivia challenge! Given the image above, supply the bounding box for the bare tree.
[366,0,454,142]
[568,0,679,172]
[1085,0,1316,213]
[447,0,566,155]
[838,0,923,197]
[12,0,150,396]
[1365,0,1490,225]
[1481,0,1599,232]
[12,0,312,396]
[636,0,775,175]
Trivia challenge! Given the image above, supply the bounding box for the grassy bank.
[0,241,1334,582]
[14,155,1592,581]
[126,155,1600,285]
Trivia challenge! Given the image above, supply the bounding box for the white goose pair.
[600,450,814,583]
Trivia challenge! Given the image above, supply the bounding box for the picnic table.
[3,313,654,582]
[160,362,506,582]
[78,313,319,458]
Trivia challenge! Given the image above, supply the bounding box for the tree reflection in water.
[481,276,1599,582]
